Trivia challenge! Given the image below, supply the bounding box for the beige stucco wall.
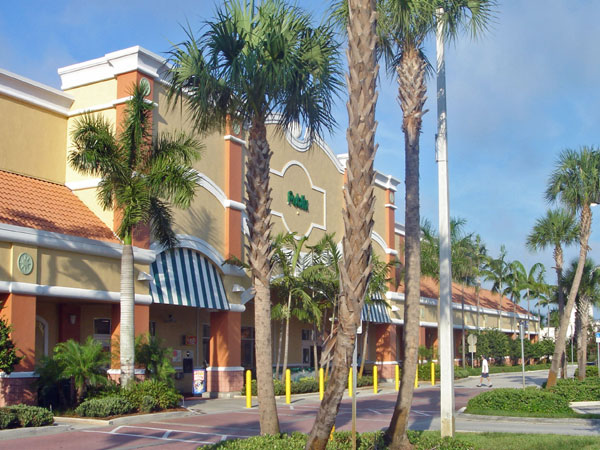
[372,186,387,248]
[0,95,67,183]
[80,303,113,340]
[0,243,10,281]
[64,79,117,112]
[36,300,59,355]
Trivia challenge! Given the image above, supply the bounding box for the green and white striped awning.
[150,248,230,310]
[361,294,391,323]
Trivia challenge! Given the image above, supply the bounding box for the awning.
[150,248,230,310]
[361,295,391,324]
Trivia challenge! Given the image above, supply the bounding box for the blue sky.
[2,1,599,318]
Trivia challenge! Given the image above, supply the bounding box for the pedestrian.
[478,354,492,387]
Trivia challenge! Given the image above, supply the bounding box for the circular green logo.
[18,253,34,275]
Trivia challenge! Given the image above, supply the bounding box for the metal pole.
[597,342,599,376]
[436,7,455,438]
[520,322,525,389]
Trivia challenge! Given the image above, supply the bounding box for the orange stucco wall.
[1,294,36,371]
[209,311,241,367]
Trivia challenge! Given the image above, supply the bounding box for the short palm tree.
[545,147,600,387]
[69,82,201,387]
[526,207,578,375]
[563,258,600,380]
[482,245,510,323]
[54,337,110,403]
[167,1,341,435]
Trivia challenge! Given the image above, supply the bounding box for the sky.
[2,1,599,319]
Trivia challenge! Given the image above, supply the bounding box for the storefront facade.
[0,46,539,402]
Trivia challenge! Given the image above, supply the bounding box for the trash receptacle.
[193,367,207,395]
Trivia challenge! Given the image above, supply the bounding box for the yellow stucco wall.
[36,300,59,354]
[71,187,115,231]
[80,303,113,340]
[64,79,117,112]
[0,243,10,281]
[372,186,387,247]
[0,95,67,183]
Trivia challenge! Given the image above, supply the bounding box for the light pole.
[436,7,455,438]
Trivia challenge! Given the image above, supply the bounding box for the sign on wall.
[287,190,309,212]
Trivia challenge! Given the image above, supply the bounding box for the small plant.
[4,405,53,427]
[135,334,175,386]
[0,317,23,373]
[0,409,18,429]
[75,396,135,418]
[123,380,181,410]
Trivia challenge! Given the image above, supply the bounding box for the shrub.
[466,387,571,415]
[140,395,158,413]
[5,405,54,427]
[0,318,23,374]
[549,377,600,402]
[0,409,18,429]
[123,380,181,410]
[135,334,175,386]
[75,396,135,418]
[574,366,599,378]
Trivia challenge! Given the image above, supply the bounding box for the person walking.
[478,355,492,387]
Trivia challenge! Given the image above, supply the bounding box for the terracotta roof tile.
[397,276,530,315]
[0,171,118,243]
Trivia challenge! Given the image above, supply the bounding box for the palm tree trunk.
[387,43,427,450]
[282,292,292,381]
[577,296,590,380]
[547,206,592,387]
[246,118,279,434]
[476,285,481,331]
[359,320,369,378]
[306,1,378,446]
[461,285,466,368]
[120,240,135,387]
[275,317,284,380]
[553,245,568,378]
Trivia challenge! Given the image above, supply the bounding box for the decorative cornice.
[374,172,401,192]
[0,68,74,116]
[58,46,167,90]
[224,135,247,146]
[0,222,154,264]
[385,203,397,210]
[394,223,405,236]
[0,280,152,304]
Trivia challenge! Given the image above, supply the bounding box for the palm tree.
[516,261,547,339]
[471,235,488,332]
[545,147,600,387]
[505,260,526,334]
[271,232,309,381]
[482,245,510,327]
[306,0,378,446]
[375,2,496,444]
[54,337,110,403]
[69,83,201,387]
[527,207,578,377]
[563,258,600,380]
[168,1,341,435]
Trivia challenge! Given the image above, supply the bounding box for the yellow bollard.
[414,365,419,388]
[373,365,378,394]
[285,369,291,404]
[330,425,335,441]
[395,364,400,391]
[348,367,353,397]
[245,370,252,408]
[319,368,324,400]
[431,362,435,385]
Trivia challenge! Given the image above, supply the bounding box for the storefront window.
[202,324,210,365]
[93,318,111,351]
[241,326,255,368]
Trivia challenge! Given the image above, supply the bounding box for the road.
[0,368,597,449]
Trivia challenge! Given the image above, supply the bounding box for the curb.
[0,423,74,441]
[457,410,600,425]
[54,410,193,427]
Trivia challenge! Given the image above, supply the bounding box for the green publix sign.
[287,190,309,212]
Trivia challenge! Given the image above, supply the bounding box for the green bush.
[140,395,158,413]
[5,405,53,427]
[548,377,600,402]
[466,387,571,415]
[75,396,135,418]
[123,380,181,410]
[408,431,476,450]
[0,409,18,429]
[574,366,599,378]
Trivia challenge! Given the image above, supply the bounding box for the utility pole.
[435,7,455,438]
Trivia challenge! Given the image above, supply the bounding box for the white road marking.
[368,409,382,415]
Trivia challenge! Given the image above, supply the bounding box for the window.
[241,326,255,368]
[93,318,111,351]
[202,324,210,365]
[301,329,314,341]
[150,321,156,337]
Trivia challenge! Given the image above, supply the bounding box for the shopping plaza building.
[0,46,539,404]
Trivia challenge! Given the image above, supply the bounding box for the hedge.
[201,431,476,449]
[574,366,599,378]
[122,380,181,411]
[0,405,53,428]
[466,387,571,415]
[75,396,135,418]
[548,377,600,402]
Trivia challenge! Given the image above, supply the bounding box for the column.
[384,188,397,289]
[207,310,243,394]
[0,294,36,405]
[375,323,397,379]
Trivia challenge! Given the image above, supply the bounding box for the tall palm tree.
[527,207,578,376]
[545,147,600,387]
[471,235,488,332]
[306,0,378,446]
[168,1,341,435]
[376,2,496,445]
[511,261,547,339]
[563,258,600,380]
[69,83,201,386]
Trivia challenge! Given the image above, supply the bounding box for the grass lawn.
[454,432,600,450]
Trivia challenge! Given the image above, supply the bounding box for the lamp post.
[436,7,455,437]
